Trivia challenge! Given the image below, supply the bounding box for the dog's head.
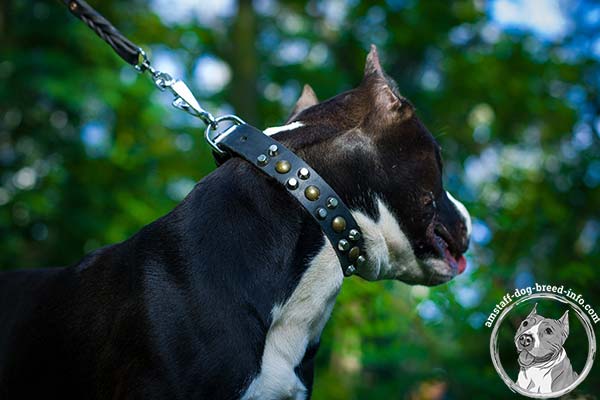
[268,45,471,286]
[514,304,570,367]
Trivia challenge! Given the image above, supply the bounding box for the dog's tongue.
[444,248,467,274]
[519,351,535,367]
[457,255,467,274]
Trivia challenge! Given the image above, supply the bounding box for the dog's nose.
[519,334,533,348]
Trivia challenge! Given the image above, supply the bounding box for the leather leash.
[62,0,140,67]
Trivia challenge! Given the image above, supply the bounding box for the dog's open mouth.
[432,224,467,274]
[518,350,537,367]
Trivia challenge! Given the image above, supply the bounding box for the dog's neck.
[526,349,565,369]
[156,144,414,398]
[170,156,329,294]
[518,349,567,393]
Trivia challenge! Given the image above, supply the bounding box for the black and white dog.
[0,46,471,400]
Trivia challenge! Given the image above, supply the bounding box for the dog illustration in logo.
[515,304,578,393]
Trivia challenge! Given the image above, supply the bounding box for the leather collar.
[214,123,365,277]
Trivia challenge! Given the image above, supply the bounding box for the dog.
[515,304,578,393]
[0,45,471,400]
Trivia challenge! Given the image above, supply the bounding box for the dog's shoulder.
[551,353,578,392]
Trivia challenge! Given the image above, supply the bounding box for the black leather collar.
[214,123,365,277]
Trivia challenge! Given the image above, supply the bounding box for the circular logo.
[489,293,596,398]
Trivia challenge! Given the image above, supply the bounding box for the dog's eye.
[522,321,528,327]
[545,328,553,335]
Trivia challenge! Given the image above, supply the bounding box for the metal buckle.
[205,115,246,154]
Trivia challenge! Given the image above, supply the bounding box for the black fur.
[1,159,325,399]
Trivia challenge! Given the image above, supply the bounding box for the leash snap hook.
[135,48,217,128]
[168,80,217,128]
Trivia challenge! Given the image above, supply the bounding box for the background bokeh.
[1,0,599,398]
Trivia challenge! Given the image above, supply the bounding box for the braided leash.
[63,0,141,66]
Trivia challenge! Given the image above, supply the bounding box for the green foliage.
[1,0,599,398]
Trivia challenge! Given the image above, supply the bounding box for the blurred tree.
[1,0,598,398]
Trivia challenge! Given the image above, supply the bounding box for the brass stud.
[338,239,350,251]
[345,265,356,275]
[326,197,339,209]
[257,154,268,166]
[331,216,346,233]
[69,1,78,11]
[268,144,279,156]
[304,185,320,201]
[275,160,291,174]
[356,255,366,267]
[286,178,299,190]
[298,168,310,180]
[348,246,360,262]
[316,207,328,220]
[348,229,361,241]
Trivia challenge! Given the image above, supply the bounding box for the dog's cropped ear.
[286,84,318,122]
[360,45,408,128]
[364,44,386,78]
[527,303,538,318]
[559,310,570,336]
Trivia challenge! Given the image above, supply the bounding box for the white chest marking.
[263,122,305,136]
[517,349,566,393]
[242,196,467,398]
[241,238,342,400]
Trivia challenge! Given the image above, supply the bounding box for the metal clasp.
[134,48,247,154]
[169,80,217,128]
[205,115,246,154]
[135,47,217,128]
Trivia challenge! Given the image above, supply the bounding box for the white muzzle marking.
[446,191,472,238]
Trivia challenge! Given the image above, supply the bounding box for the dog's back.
[0,246,162,399]
[0,268,64,351]
[0,267,74,396]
